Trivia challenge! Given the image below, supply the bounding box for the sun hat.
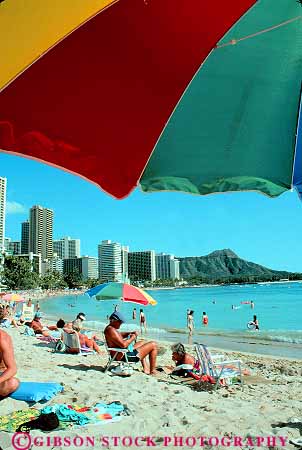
[109,311,126,323]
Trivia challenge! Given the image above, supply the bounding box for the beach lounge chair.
[22,305,35,322]
[62,330,95,355]
[194,343,243,390]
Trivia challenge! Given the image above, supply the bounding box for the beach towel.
[36,334,59,343]
[82,402,126,424]
[0,408,40,432]
[41,405,90,425]
[41,402,128,428]
[0,402,129,433]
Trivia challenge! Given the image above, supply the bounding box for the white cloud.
[6,201,26,214]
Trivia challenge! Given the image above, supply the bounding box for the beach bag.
[111,364,134,377]
[54,339,66,353]
[23,326,35,336]
[16,412,59,433]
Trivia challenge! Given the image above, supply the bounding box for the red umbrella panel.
[0,0,256,199]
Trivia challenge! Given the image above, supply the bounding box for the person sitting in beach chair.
[104,312,158,375]
[71,321,103,354]
[0,306,19,328]
[0,329,19,397]
[71,313,86,333]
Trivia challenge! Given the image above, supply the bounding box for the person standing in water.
[202,312,208,326]
[186,309,190,327]
[132,308,137,320]
[253,315,259,330]
[139,309,147,333]
[187,310,194,336]
[251,301,255,309]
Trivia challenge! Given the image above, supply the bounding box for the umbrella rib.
[215,15,302,48]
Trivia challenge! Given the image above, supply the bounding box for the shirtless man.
[104,311,158,375]
[0,329,19,397]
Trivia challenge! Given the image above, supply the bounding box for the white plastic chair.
[103,334,138,373]
[62,330,95,355]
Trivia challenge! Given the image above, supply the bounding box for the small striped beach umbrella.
[2,293,26,302]
[86,282,157,306]
[0,0,301,200]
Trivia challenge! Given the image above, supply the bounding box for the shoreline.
[8,286,302,360]
[0,288,85,301]
[42,312,302,360]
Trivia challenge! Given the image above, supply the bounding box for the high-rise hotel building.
[0,177,7,253]
[21,220,30,254]
[155,253,180,280]
[128,250,156,282]
[53,236,80,259]
[98,240,125,282]
[29,205,53,260]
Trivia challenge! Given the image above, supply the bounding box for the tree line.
[1,256,302,291]
[1,256,97,290]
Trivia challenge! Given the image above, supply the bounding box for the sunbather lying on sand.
[104,312,158,375]
[0,329,19,397]
[29,313,60,336]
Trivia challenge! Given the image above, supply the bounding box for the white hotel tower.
[98,240,128,283]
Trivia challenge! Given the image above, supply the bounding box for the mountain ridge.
[178,249,296,282]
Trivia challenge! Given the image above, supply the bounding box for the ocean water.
[39,282,302,359]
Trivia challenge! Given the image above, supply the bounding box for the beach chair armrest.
[107,347,128,353]
[211,354,224,361]
[213,359,241,366]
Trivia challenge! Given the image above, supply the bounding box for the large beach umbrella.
[2,293,26,303]
[0,0,301,200]
[86,282,157,306]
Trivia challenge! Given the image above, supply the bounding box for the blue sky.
[1,152,301,272]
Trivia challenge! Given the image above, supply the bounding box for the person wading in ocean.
[187,310,194,336]
[139,309,147,333]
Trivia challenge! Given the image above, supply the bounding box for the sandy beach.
[0,327,301,450]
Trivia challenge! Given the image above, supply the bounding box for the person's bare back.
[0,330,19,397]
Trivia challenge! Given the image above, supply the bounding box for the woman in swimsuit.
[171,343,195,367]
[202,312,208,326]
[187,310,194,335]
[139,309,147,333]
